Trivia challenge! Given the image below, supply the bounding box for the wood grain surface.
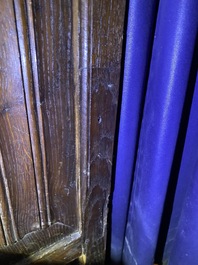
[14,0,51,229]
[32,0,79,230]
[0,0,40,242]
[80,0,126,263]
[0,0,126,263]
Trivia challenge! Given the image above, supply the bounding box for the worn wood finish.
[32,0,79,229]
[82,1,126,263]
[0,0,39,241]
[16,232,82,265]
[0,223,74,256]
[14,0,51,229]
[0,0,126,263]
[0,230,81,264]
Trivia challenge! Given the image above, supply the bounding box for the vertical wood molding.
[25,0,51,227]
[0,0,40,240]
[78,0,93,261]
[0,218,6,247]
[0,149,19,244]
[72,0,82,233]
[79,0,92,212]
[71,2,94,259]
[13,0,51,229]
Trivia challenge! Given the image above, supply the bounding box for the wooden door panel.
[32,0,79,229]
[0,0,40,243]
[0,0,126,263]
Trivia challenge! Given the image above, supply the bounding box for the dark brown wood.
[14,0,51,229]
[18,232,82,264]
[0,0,40,242]
[0,229,81,264]
[0,223,75,258]
[32,0,80,229]
[81,1,126,263]
[0,0,126,263]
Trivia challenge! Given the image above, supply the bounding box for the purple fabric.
[163,74,198,265]
[111,0,158,263]
[118,0,198,264]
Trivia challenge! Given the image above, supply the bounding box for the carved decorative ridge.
[71,0,93,234]
[25,0,51,227]
[0,148,19,244]
[80,0,92,209]
[88,0,93,191]
[15,231,81,265]
[0,222,75,255]
[72,0,82,233]
[13,0,51,228]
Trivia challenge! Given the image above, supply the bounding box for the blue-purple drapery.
[111,0,198,264]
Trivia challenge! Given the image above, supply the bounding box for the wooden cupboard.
[0,0,126,263]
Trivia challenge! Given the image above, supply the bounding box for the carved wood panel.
[32,0,80,230]
[0,0,126,263]
[0,0,40,243]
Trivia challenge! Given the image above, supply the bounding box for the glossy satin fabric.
[112,0,198,264]
[163,74,198,264]
[111,0,158,263]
